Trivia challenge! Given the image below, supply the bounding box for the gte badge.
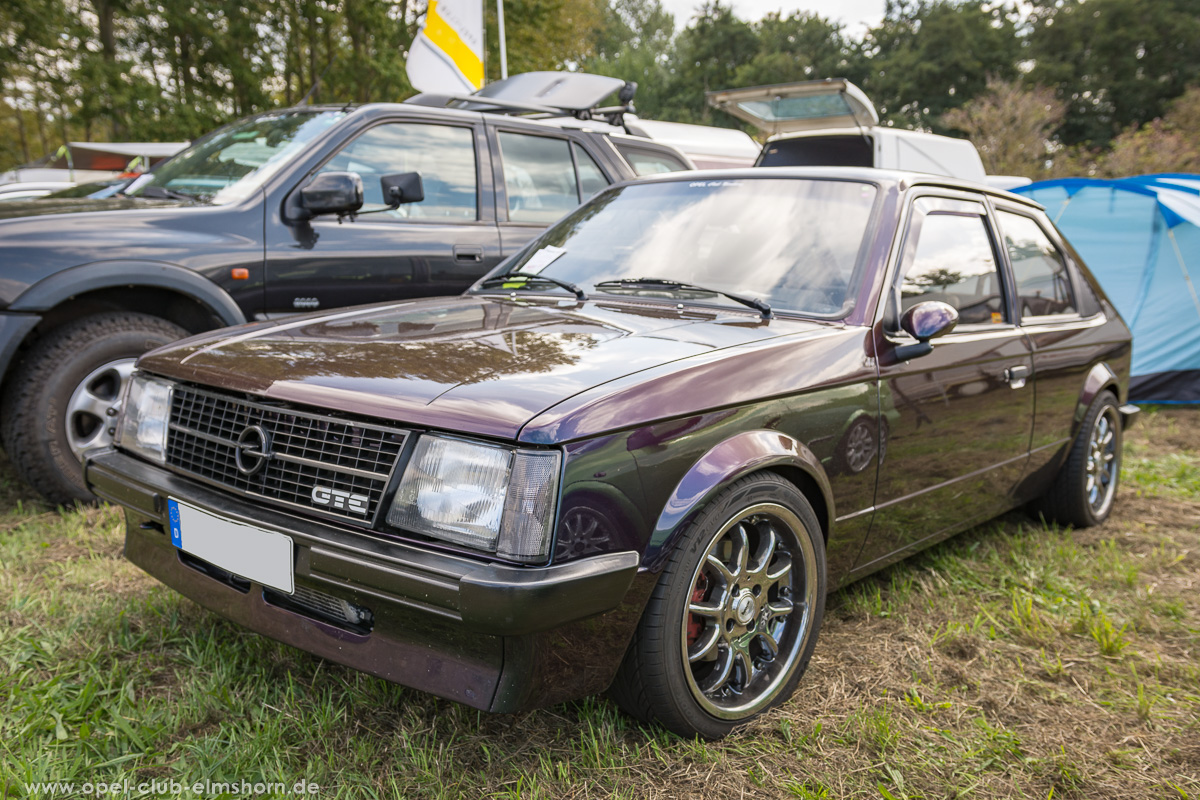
[311,486,370,515]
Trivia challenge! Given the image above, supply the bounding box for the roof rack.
[404,71,639,129]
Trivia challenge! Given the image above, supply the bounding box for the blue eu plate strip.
[168,499,182,548]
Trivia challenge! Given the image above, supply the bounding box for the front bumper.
[85,448,644,712]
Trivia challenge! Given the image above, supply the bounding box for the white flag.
[407,0,484,94]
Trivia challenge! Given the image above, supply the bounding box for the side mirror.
[895,300,958,360]
[299,172,363,218]
[381,172,424,207]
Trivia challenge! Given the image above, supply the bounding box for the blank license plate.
[168,499,294,594]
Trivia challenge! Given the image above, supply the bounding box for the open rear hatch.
[706,78,879,136]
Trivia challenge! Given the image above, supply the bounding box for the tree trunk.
[10,98,31,163]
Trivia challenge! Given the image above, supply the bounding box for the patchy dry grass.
[0,409,1197,798]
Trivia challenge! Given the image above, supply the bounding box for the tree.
[1092,86,1200,177]
[658,1,758,124]
[582,0,675,116]
[732,11,850,89]
[857,0,1021,131]
[1026,0,1200,147]
[484,0,604,81]
[940,78,1066,177]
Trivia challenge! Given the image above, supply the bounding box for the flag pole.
[497,0,508,80]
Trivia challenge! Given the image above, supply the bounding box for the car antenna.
[298,61,335,106]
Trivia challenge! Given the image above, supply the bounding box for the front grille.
[165,385,408,525]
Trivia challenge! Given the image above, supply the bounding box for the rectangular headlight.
[114,373,174,464]
[387,435,561,562]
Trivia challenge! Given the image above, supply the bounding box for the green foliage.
[857,0,1021,130]
[3,0,1200,180]
[1026,0,1200,148]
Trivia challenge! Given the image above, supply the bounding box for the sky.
[659,0,886,32]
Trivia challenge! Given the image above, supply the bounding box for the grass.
[0,407,1198,798]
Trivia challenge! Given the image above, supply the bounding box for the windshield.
[126,109,346,204]
[481,177,878,317]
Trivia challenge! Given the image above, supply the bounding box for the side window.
[573,143,609,199]
[498,132,580,224]
[616,145,690,176]
[899,211,1006,325]
[317,122,477,221]
[998,210,1077,319]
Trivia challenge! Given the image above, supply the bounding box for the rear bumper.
[1118,403,1140,429]
[84,448,643,712]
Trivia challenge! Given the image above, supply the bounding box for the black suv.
[0,81,691,504]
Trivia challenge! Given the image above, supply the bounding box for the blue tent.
[1013,174,1200,404]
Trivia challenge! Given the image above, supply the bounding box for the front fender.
[642,429,834,572]
[10,260,247,327]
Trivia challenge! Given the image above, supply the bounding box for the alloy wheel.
[64,358,137,461]
[680,502,818,719]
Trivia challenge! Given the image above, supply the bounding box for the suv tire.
[1,312,187,505]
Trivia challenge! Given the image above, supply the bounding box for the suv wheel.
[1,312,187,505]
[609,472,826,739]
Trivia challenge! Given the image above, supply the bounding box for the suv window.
[998,210,1077,319]
[615,145,690,176]
[498,133,611,224]
[899,211,1006,325]
[318,122,478,220]
[574,143,608,198]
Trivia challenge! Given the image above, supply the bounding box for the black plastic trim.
[11,260,247,326]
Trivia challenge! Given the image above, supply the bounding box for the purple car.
[87,168,1135,739]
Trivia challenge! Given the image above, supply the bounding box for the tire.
[1,312,188,505]
[1030,391,1122,528]
[609,472,826,739]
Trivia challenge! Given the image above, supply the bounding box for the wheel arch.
[1073,362,1121,438]
[2,261,247,385]
[9,260,246,327]
[642,429,834,573]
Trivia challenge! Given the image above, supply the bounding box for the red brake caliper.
[686,573,710,646]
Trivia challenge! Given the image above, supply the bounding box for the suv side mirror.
[299,172,364,218]
[381,172,424,206]
[895,300,958,360]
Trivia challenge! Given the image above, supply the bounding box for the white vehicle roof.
[622,118,759,169]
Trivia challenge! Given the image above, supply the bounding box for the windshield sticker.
[522,245,567,274]
[688,180,744,188]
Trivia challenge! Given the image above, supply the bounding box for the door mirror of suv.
[299,172,364,218]
[381,172,424,207]
[895,300,958,360]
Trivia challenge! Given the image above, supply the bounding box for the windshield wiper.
[138,185,198,202]
[478,271,587,301]
[594,277,772,318]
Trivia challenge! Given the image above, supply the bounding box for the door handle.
[454,246,484,262]
[1004,365,1030,389]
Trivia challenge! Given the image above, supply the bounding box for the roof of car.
[623,166,1046,209]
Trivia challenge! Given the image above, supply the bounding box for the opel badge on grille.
[234,425,272,475]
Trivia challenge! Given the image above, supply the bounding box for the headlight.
[114,373,174,464]
[387,435,561,562]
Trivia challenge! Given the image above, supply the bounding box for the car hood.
[140,294,850,441]
[0,195,186,221]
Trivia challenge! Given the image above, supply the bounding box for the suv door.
[264,118,501,315]
[489,127,615,256]
[854,193,1035,571]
